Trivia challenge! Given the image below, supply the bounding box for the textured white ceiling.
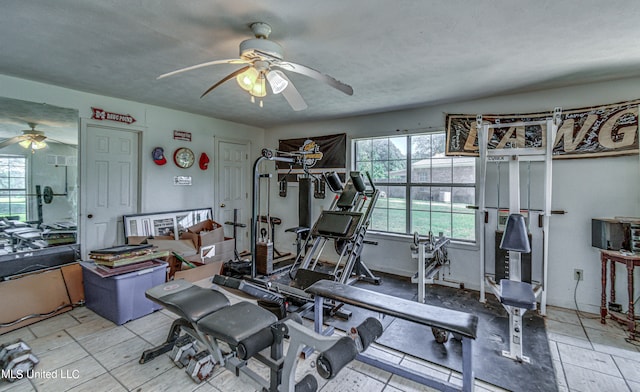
[1,0,640,128]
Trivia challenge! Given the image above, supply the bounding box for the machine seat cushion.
[500,279,536,310]
[198,301,277,345]
[316,212,353,236]
[145,280,230,323]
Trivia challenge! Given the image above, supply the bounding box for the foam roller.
[237,327,274,360]
[295,374,318,392]
[350,171,366,192]
[354,317,383,351]
[324,172,343,192]
[316,337,358,380]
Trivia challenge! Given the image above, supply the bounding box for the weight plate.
[43,186,54,204]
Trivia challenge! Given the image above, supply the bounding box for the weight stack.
[256,242,274,275]
[495,230,532,283]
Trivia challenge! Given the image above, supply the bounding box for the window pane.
[453,213,475,241]
[356,161,372,175]
[356,139,372,161]
[0,155,27,221]
[411,209,431,233]
[372,139,389,160]
[452,187,475,212]
[431,158,452,183]
[431,212,451,237]
[371,161,389,183]
[453,157,476,184]
[431,186,452,213]
[411,134,433,159]
[371,185,405,233]
[388,159,406,182]
[411,158,431,183]
[12,178,25,189]
[431,133,446,156]
[411,187,431,211]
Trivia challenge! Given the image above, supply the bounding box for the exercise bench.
[307,280,478,392]
[140,279,382,391]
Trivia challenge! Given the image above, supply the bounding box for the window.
[0,155,27,221]
[354,133,476,241]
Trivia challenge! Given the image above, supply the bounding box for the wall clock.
[173,147,195,168]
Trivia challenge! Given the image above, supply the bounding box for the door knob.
[220,204,226,208]
[87,214,93,219]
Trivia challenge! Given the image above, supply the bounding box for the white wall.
[0,74,264,249]
[2,73,639,313]
[265,77,640,313]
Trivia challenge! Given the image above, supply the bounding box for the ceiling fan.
[158,22,354,111]
[0,123,48,151]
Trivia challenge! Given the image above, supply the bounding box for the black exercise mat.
[374,285,557,392]
[266,268,556,391]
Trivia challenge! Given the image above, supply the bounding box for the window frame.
[0,154,28,221]
[352,132,476,242]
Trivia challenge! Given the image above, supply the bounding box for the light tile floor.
[1,302,639,391]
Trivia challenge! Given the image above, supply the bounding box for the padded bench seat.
[198,301,278,345]
[499,279,536,310]
[146,279,230,323]
[307,280,478,339]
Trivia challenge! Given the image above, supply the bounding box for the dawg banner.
[445,100,639,158]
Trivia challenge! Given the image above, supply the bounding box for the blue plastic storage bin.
[81,261,167,325]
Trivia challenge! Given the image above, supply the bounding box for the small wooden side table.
[600,249,640,339]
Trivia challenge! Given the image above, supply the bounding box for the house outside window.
[354,133,476,241]
[0,155,27,221]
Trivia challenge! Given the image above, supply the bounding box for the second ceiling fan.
[158,22,353,111]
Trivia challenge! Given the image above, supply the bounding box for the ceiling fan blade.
[200,66,251,98]
[0,136,25,149]
[273,61,353,96]
[277,72,308,111]
[158,58,248,79]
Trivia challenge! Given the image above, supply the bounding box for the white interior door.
[81,123,139,258]
[217,140,250,253]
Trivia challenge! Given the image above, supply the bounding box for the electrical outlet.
[574,269,583,281]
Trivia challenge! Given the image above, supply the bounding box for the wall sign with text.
[445,100,639,159]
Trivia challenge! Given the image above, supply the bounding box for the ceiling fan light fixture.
[236,67,259,91]
[19,139,47,150]
[250,73,267,98]
[267,70,288,94]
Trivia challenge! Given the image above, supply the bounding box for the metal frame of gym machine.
[477,108,561,361]
[251,149,298,279]
[289,170,381,286]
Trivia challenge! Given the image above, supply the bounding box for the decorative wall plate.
[173,147,195,168]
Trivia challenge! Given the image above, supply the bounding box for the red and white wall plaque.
[91,107,136,124]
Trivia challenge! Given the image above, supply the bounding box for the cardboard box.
[61,263,84,305]
[184,237,235,264]
[0,269,72,334]
[187,219,224,248]
[174,261,223,283]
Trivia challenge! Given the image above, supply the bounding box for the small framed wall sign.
[173,176,192,186]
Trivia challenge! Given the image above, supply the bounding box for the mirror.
[0,97,78,270]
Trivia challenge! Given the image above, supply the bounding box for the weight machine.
[288,170,381,288]
[251,148,321,279]
[477,109,561,362]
